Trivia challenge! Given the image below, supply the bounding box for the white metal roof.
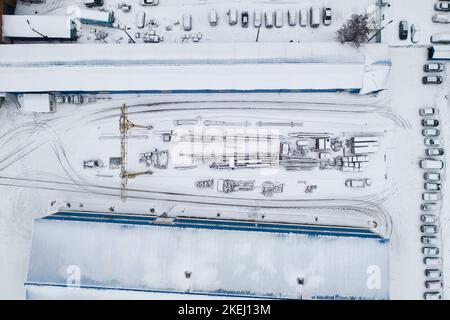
[2,15,74,39]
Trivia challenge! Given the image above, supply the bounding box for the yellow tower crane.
[119,104,153,201]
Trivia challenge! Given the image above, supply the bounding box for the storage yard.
[0,0,450,302]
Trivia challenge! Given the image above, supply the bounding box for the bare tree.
[336,14,373,48]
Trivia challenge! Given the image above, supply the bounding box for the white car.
[421,224,439,234]
[424,63,444,72]
[421,214,438,223]
[425,269,442,278]
[424,182,441,191]
[432,13,450,23]
[288,8,297,26]
[421,202,439,211]
[227,8,238,25]
[140,0,158,5]
[419,107,435,116]
[182,13,192,31]
[209,9,218,26]
[422,192,442,201]
[299,8,308,27]
[424,291,442,300]
[435,2,450,11]
[424,172,440,181]
[422,247,440,256]
[275,9,283,28]
[265,10,274,28]
[425,138,441,146]
[424,257,442,266]
[422,128,440,137]
[411,24,420,43]
[425,148,444,156]
[422,236,439,245]
[254,10,262,27]
[425,280,443,290]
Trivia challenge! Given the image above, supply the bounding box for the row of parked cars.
[422,62,444,85]
[418,106,444,300]
[218,7,331,29]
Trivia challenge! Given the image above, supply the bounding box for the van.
[275,9,283,28]
[310,6,320,27]
[422,192,442,201]
[425,269,442,278]
[209,9,218,26]
[299,8,308,27]
[182,13,192,31]
[136,11,145,29]
[254,10,262,27]
[288,8,296,26]
[420,159,444,169]
[265,11,274,28]
[431,33,450,44]
[423,291,442,300]
[228,8,238,25]
[425,280,442,290]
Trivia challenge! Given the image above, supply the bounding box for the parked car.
[345,178,372,188]
[421,224,440,234]
[435,2,450,11]
[423,75,443,84]
[424,138,441,146]
[323,7,332,26]
[432,13,450,23]
[426,148,444,156]
[421,203,439,211]
[265,10,274,28]
[411,24,420,43]
[424,257,442,266]
[424,182,441,191]
[421,214,438,223]
[288,8,296,26]
[310,6,320,27]
[422,118,439,126]
[241,11,249,27]
[209,9,218,26]
[275,9,283,28]
[422,236,439,245]
[399,20,408,40]
[424,63,444,72]
[182,13,192,31]
[422,247,440,256]
[299,8,308,27]
[140,0,158,5]
[227,8,238,25]
[425,269,442,279]
[419,107,435,116]
[422,128,440,137]
[254,10,262,27]
[422,192,442,201]
[423,291,442,300]
[431,33,450,43]
[425,280,443,290]
[424,172,440,181]
[420,159,444,169]
[84,0,103,7]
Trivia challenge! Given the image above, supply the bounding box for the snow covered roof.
[0,43,391,94]
[25,213,389,299]
[2,15,74,39]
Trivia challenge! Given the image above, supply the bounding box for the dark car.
[241,11,249,27]
[84,0,103,7]
[423,75,443,84]
[399,20,408,40]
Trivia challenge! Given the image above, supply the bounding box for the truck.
[420,159,444,169]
